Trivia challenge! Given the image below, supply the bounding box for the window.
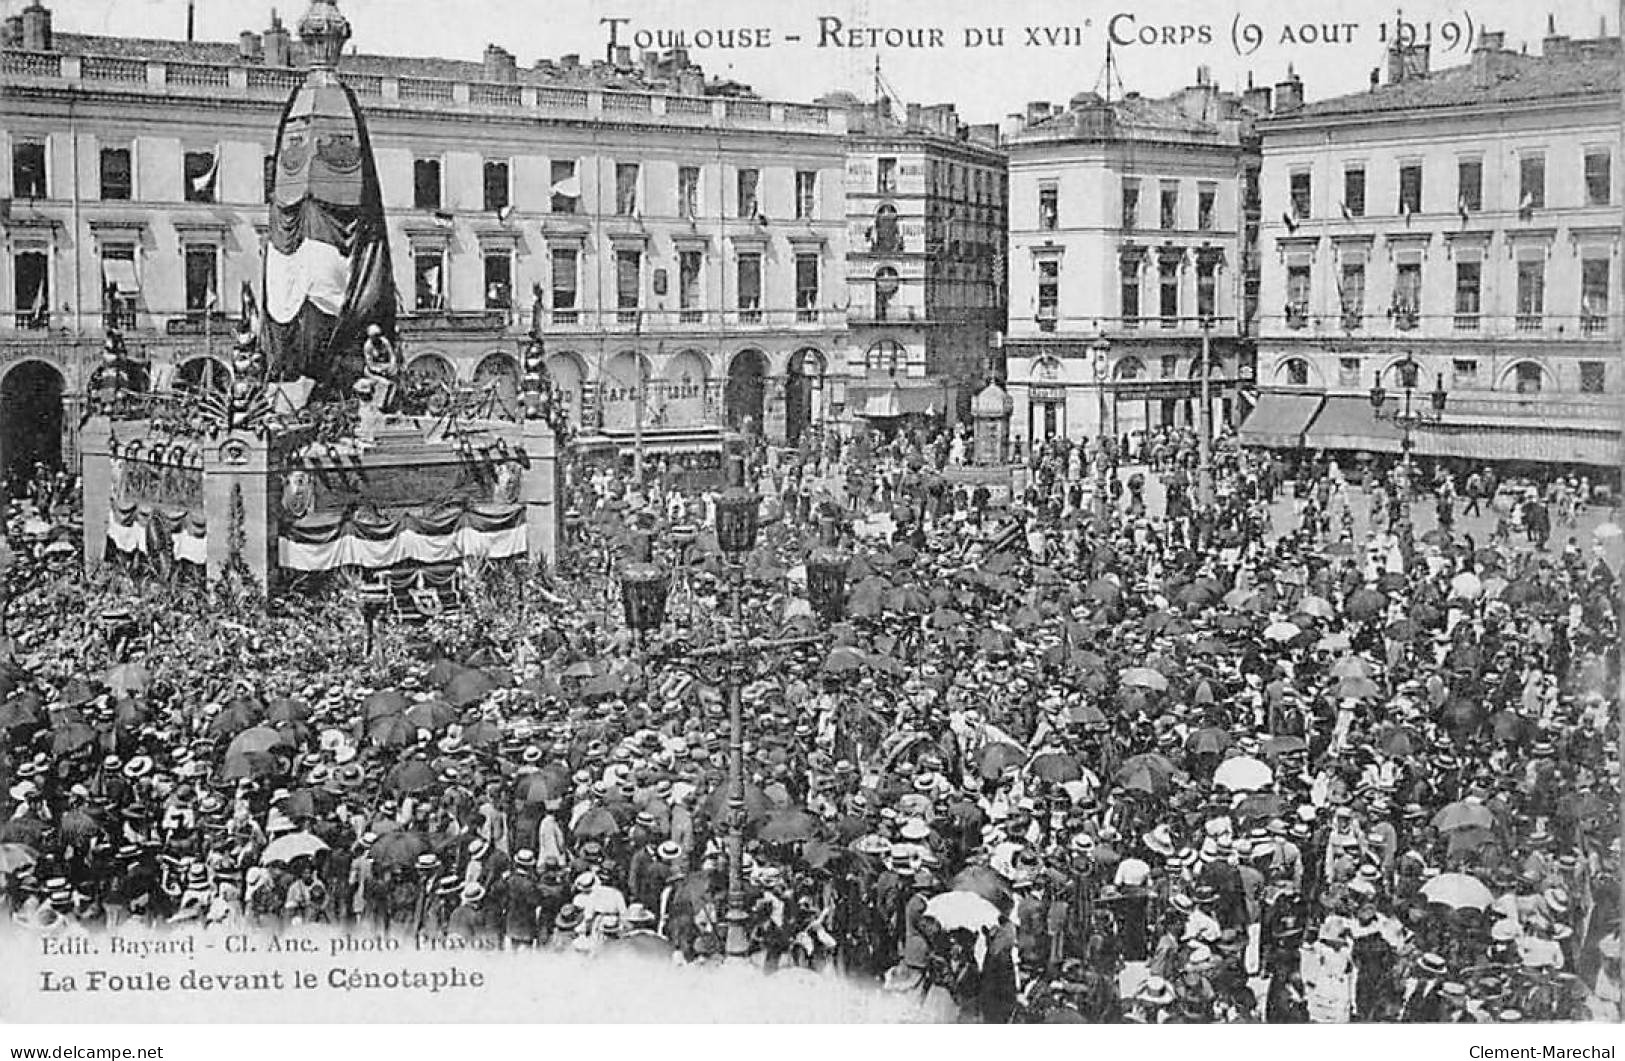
[877,157,897,194]
[1451,359,1479,388]
[483,251,512,311]
[13,249,49,328]
[736,168,760,218]
[1039,185,1058,230]
[1393,262,1421,330]
[1198,184,1216,231]
[1457,159,1482,212]
[794,170,816,220]
[1581,258,1610,335]
[1119,259,1139,327]
[1121,180,1139,229]
[1160,354,1179,378]
[615,249,641,322]
[1289,170,1311,219]
[1516,259,1544,331]
[12,141,46,199]
[678,165,700,220]
[1342,166,1365,217]
[1454,261,1481,330]
[1578,361,1606,394]
[867,339,905,377]
[1158,257,1179,325]
[873,205,901,253]
[483,159,510,213]
[413,250,444,311]
[183,245,218,315]
[736,252,762,322]
[794,253,819,322]
[1196,258,1217,321]
[615,163,639,216]
[549,247,578,322]
[184,149,217,204]
[1514,362,1543,394]
[262,154,275,205]
[1285,264,1310,329]
[100,147,132,201]
[1519,154,1545,210]
[873,266,899,321]
[1585,151,1612,207]
[1398,162,1422,215]
[1340,262,1365,328]
[1396,360,1420,390]
[1285,359,1310,387]
[1037,259,1059,328]
[549,160,579,214]
[412,158,441,210]
[101,244,138,330]
[1160,182,1179,229]
[678,250,702,322]
[1338,357,1362,387]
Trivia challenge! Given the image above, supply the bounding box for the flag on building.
[190,152,219,198]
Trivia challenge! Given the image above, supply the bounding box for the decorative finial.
[299,0,351,69]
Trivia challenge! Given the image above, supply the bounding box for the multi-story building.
[1245,27,1622,470]
[829,96,1007,434]
[1002,68,1263,450]
[0,1,848,486]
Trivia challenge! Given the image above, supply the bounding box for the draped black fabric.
[262,78,395,395]
[281,503,524,546]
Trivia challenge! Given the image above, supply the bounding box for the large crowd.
[0,424,1619,1023]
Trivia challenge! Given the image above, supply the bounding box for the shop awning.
[101,258,139,294]
[1303,395,1403,453]
[858,386,942,419]
[1237,391,1323,448]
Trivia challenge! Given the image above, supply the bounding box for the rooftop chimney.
[613,44,632,69]
[1542,14,1571,60]
[239,30,264,62]
[1472,29,1507,88]
[264,10,292,67]
[1387,40,1430,82]
[2,15,23,48]
[560,53,580,68]
[641,50,659,80]
[1274,66,1303,112]
[21,1,52,52]
[483,43,517,82]
[1024,100,1052,125]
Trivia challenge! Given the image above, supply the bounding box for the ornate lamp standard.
[1089,330,1112,525]
[1369,361,1447,521]
[619,457,848,960]
[357,577,392,668]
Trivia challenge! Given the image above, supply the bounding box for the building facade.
[1002,69,1262,451]
[0,3,848,485]
[1246,28,1622,469]
[833,98,1007,434]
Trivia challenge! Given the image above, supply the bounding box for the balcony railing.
[1453,313,1480,332]
[1515,314,1543,333]
[397,309,508,333]
[11,312,49,330]
[1582,314,1609,336]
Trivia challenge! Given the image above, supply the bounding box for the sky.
[27,0,1620,122]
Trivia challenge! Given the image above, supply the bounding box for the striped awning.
[1237,392,1322,449]
[1303,396,1403,453]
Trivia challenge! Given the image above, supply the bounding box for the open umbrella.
[1259,734,1307,758]
[1593,521,1622,541]
[266,698,311,725]
[1447,826,1496,857]
[460,720,504,749]
[261,831,329,865]
[222,750,279,780]
[516,765,571,805]
[1116,753,1178,796]
[1432,800,1494,832]
[974,742,1026,780]
[975,628,1014,655]
[1222,587,1262,610]
[1120,667,1169,692]
[822,646,869,674]
[1263,621,1302,643]
[924,890,1002,934]
[1085,578,1121,604]
[760,809,819,844]
[886,585,931,615]
[1329,655,1375,680]
[362,688,409,719]
[1028,752,1082,783]
[444,668,497,708]
[1376,725,1424,758]
[1235,792,1284,820]
[51,721,97,755]
[1296,596,1335,620]
[367,714,416,748]
[1065,703,1107,726]
[388,760,438,794]
[0,842,37,875]
[227,725,288,757]
[1489,710,1531,743]
[1449,572,1483,600]
[1336,676,1382,701]
[103,662,150,698]
[0,694,42,730]
[369,831,428,869]
[581,673,628,699]
[1346,587,1387,619]
[1213,755,1273,792]
[949,865,1014,912]
[1420,872,1494,911]
[573,806,622,839]
[207,699,263,738]
[403,699,457,732]
[1185,727,1231,755]
[929,607,965,630]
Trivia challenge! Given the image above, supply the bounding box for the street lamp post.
[1197,317,1215,510]
[357,577,392,668]
[1089,331,1111,526]
[619,457,847,962]
[1369,363,1447,522]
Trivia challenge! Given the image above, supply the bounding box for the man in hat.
[1302,920,1355,1023]
[504,849,542,948]
[447,882,488,944]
